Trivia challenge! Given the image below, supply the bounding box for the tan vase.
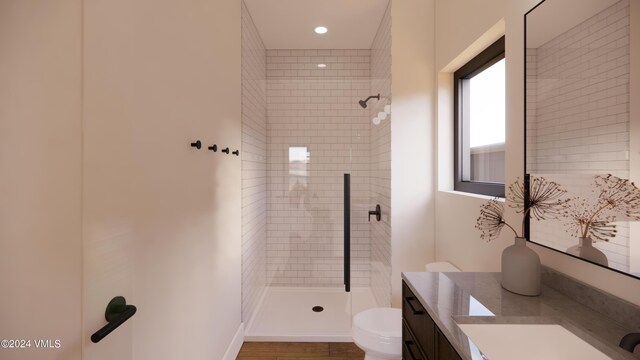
[566,237,608,266]
[501,237,541,296]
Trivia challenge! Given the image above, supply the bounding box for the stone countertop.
[402,271,638,360]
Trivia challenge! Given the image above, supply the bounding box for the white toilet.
[352,261,461,360]
[352,307,402,360]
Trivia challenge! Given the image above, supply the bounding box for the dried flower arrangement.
[476,176,569,241]
[563,174,640,242]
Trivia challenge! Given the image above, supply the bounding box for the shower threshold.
[244,286,377,342]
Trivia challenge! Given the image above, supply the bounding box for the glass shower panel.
[262,46,388,337]
[266,135,353,289]
[264,56,364,333]
[349,111,371,290]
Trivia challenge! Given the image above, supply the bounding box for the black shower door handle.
[344,173,350,293]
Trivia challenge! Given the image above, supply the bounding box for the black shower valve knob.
[221,147,229,154]
[190,140,202,150]
[232,150,240,156]
[368,204,382,222]
[208,144,217,152]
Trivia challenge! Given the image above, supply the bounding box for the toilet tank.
[425,262,461,272]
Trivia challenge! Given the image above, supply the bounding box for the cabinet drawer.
[402,281,435,360]
[403,321,428,360]
[436,327,463,360]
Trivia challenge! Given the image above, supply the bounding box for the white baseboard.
[222,322,244,360]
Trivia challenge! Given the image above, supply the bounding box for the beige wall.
[390,0,436,307]
[83,0,242,359]
[435,0,508,72]
[434,0,508,273]
[0,1,83,359]
[434,0,640,305]
[1,0,242,359]
[82,1,136,357]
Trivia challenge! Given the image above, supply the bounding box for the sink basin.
[457,323,611,360]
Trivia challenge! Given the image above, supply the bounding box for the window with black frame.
[454,36,506,197]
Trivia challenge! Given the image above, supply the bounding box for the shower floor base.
[244,287,377,342]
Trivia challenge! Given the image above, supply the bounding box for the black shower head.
[358,94,380,109]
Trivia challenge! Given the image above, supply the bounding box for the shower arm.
[358,94,381,108]
[364,94,380,102]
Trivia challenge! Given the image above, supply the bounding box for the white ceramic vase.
[501,237,541,296]
[566,237,608,266]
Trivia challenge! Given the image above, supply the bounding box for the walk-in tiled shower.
[241,1,392,339]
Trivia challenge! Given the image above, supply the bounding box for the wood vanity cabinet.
[402,281,463,360]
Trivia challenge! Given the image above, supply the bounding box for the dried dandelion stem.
[582,203,612,238]
[476,176,569,242]
[590,175,638,238]
[505,221,519,238]
[564,174,640,241]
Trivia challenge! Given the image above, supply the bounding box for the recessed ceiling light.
[317,63,327,68]
[314,26,328,34]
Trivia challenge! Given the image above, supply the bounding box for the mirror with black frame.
[525,0,639,278]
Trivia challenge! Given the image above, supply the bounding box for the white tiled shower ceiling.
[266,49,372,287]
[526,0,630,271]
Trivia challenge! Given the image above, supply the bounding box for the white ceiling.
[243,0,390,49]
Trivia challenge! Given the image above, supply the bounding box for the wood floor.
[236,342,365,360]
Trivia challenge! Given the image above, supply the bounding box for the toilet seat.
[352,308,402,360]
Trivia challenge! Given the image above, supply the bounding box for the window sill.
[438,189,505,201]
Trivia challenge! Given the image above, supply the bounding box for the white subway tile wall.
[527,0,630,271]
[241,3,267,324]
[266,49,373,287]
[369,3,392,307]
